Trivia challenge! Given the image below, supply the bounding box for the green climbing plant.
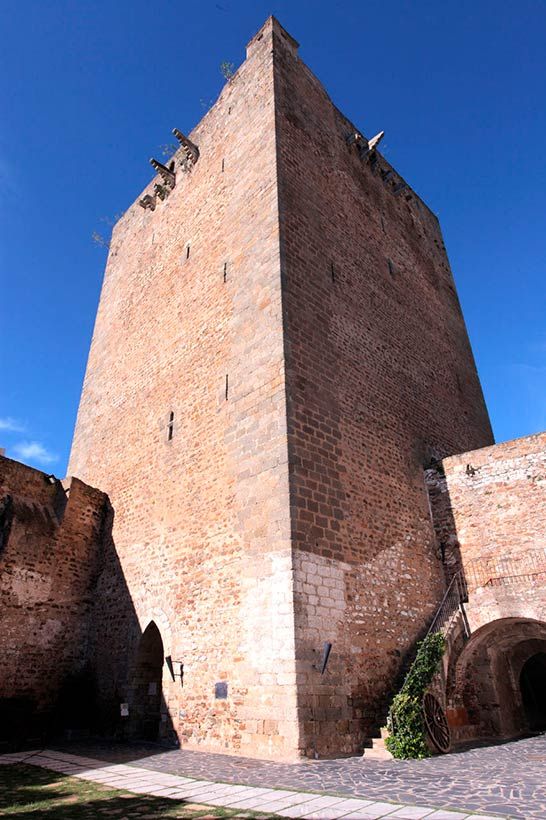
[385,632,446,759]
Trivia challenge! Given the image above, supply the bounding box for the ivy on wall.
[385,632,446,759]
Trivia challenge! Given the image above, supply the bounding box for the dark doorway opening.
[130,621,164,741]
[520,652,546,730]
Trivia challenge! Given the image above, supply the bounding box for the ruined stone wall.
[0,455,106,741]
[427,432,546,631]
[273,33,494,755]
[425,434,546,742]
[68,19,299,759]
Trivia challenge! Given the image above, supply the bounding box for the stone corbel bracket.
[154,183,168,201]
[347,130,384,163]
[150,158,176,190]
[139,193,156,211]
[172,128,200,170]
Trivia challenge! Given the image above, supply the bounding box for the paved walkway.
[2,743,540,819]
[47,735,546,819]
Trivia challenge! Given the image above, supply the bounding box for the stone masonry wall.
[273,32,494,755]
[67,16,502,758]
[68,19,299,759]
[0,455,107,741]
[426,432,546,631]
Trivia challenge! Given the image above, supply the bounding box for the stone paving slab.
[215,790,308,809]
[51,735,546,818]
[251,795,326,814]
[339,801,407,819]
[388,807,437,818]
[219,787,279,804]
[0,747,518,819]
[297,799,377,820]
[277,797,352,818]
[308,799,376,817]
[242,790,310,809]
[425,813,470,820]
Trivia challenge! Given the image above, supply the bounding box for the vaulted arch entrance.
[520,652,546,730]
[129,621,164,741]
[448,617,546,741]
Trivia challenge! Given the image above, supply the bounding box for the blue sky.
[1,0,545,474]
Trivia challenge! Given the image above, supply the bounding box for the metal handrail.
[388,572,470,736]
[425,572,468,639]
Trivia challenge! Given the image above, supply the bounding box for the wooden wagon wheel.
[422,692,451,753]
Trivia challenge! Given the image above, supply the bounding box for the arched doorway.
[448,617,546,741]
[130,621,164,741]
[520,652,546,730]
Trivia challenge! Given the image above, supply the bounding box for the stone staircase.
[362,726,393,760]
[362,572,471,761]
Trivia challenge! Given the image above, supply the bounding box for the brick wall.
[0,455,107,742]
[427,432,546,631]
[68,18,299,759]
[425,433,546,742]
[68,16,497,758]
[273,26,494,755]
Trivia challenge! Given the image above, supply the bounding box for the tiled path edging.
[0,749,507,820]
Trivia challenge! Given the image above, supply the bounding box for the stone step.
[362,734,394,761]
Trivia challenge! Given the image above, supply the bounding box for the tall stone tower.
[69,17,493,759]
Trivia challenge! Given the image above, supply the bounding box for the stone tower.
[68,17,493,759]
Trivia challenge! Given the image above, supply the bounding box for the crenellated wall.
[0,455,107,742]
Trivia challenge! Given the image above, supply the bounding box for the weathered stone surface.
[426,432,546,743]
[272,21,493,755]
[2,17,542,762]
[65,17,495,758]
[0,455,107,734]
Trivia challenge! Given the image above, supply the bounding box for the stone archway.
[520,652,546,730]
[448,617,546,741]
[129,621,164,741]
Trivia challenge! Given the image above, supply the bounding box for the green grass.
[0,764,272,819]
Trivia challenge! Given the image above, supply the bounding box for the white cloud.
[12,441,58,466]
[0,417,25,432]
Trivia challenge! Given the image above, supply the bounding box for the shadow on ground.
[0,764,230,819]
[48,733,546,820]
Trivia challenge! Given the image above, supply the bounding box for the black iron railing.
[426,572,470,640]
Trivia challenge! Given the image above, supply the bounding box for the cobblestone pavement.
[49,734,546,819]
[0,749,507,820]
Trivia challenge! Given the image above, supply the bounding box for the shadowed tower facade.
[69,17,493,759]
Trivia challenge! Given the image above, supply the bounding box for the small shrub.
[91,213,124,251]
[160,143,178,158]
[220,61,235,80]
[385,632,446,759]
